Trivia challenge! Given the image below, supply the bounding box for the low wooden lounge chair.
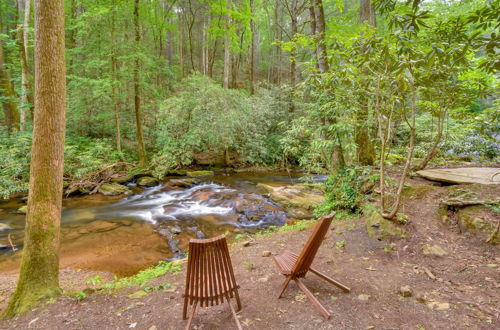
[273,212,351,319]
[182,234,242,330]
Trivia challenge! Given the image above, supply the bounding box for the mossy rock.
[365,211,406,240]
[137,176,159,187]
[403,184,434,200]
[457,206,499,244]
[17,205,27,214]
[111,173,134,184]
[168,178,200,188]
[257,183,324,219]
[186,170,214,178]
[98,183,132,196]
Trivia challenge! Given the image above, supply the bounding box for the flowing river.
[0,171,314,276]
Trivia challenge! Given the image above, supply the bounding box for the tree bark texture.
[134,0,147,167]
[2,0,66,318]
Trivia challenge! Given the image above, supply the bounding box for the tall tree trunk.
[356,0,376,165]
[308,5,320,71]
[18,0,33,130]
[249,0,256,94]
[0,33,20,133]
[223,0,231,88]
[179,12,185,77]
[273,1,282,84]
[314,0,345,170]
[360,0,376,26]
[2,0,66,318]
[111,0,121,153]
[134,0,147,167]
[289,0,298,113]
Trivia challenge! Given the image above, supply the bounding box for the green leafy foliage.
[152,74,288,174]
[0,130,124,198]
[315,167,369,216]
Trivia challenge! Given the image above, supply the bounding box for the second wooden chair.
[273,212,351,319]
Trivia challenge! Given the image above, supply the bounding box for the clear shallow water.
[0,171,316,270]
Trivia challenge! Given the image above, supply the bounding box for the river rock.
[365,211,406,240]
[171,225,182,235]
[99,183,132,196]
[261,250,272,257]
[0,223,11,232]
[257,183,324,219]
[137,176,159,187]
[167,178,200,188]
[422,244,448,256]
[111,173,134,184]
[78,220,122,234]
[18,205,27,214]
[186,170,214,178]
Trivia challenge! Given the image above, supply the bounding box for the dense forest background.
[0,0,498,199]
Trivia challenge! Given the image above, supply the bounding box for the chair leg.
[226,293,243,330]
[309,267,351,293]
[294,278,331,319]
[233,288,242,311]
[278,276,292,299]
[185,300,198,330]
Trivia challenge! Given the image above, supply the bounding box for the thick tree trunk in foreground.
[2,0,66,318]
[134,0,147,166]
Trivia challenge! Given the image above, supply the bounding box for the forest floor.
[0,176,499,330]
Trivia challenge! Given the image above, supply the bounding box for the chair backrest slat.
[184,234,238,307]
[291,213,334,276]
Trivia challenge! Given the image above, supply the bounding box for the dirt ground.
[0,177,498,330]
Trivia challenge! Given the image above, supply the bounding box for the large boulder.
[111,173,134,184]
[167,178,200,188]
[365,211,406,240]
[137,176,159,187]
[98,183,132,196]
[257,183,324,219]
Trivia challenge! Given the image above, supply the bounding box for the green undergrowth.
[100,260,181,291]
[68,260,182,300]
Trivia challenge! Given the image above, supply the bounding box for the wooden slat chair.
[273,212,351,319]
[183,234,242,330]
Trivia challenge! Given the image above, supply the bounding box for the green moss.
[403,184,434,200]
[100,260,181,291]
[186,170,214,178]
[365,211,406,240]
